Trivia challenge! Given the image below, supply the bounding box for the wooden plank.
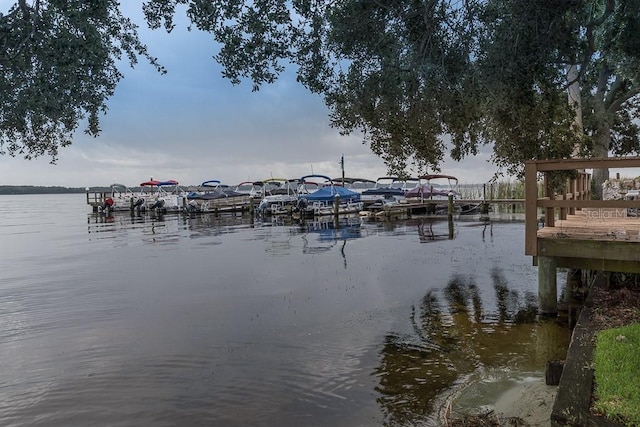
[550,257,640,273]
[538,228,640,242]
[548,220,640,229]
[538,238,640,262]
[529,156,640,171]
[538,199,640,208]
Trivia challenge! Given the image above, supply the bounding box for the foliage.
[593,323,640,426]
[141,0,640,178]
[2,1,640,180]
[0,0,164,161]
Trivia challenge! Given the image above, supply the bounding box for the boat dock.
[360,197,524,220]
[86,190,255,215]
[524,156,640,314]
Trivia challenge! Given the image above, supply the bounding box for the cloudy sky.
[0,3,502,188]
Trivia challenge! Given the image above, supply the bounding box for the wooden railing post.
[544,174,555,228]
[569,177,577,215]
[524,161,538,256]
[561,183,567,220]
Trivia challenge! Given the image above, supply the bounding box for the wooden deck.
[536,209,640,273]
[525,157,640,313]
[537,208,640,242]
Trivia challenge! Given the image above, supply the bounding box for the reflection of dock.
[524,157,640,314]
[410,217,456,242]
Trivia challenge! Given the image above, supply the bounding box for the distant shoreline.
[0,186,104,195]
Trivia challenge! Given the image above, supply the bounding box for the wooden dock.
[361,198,524,220]
[524,156,640,314]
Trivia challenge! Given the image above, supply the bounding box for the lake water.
[0,194,570,426]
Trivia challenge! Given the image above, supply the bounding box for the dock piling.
[538,256,558,315]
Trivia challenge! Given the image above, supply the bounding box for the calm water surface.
[0,194,570,426]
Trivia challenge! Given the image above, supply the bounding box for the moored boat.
[405,175,459,201]
[404,174,464,214]
[234,181,265,200]
[185,180,252,213]
[332,177,377,193]
[361,177,420,209]
[296,175,363,217]
[256,178,300,215]
[143,180,188,213]
[98,183,145,213]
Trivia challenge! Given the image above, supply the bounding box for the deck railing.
[524,156,640,257]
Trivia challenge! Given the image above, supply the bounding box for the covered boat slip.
[524,157,640,314]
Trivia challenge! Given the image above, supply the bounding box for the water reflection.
[88,212,472,248]
[81,210,567,426]
[298,216,362,260]
[375,267,569,426]
[87,212,253,245]
[413,217,456,242]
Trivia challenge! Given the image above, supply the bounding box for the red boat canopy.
[140,179,179,186]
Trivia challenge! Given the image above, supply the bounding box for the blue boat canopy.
[301,185,360,202]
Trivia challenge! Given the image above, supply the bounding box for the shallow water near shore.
[0,194,570,426]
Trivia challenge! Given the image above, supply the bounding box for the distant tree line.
[0,186,97,195]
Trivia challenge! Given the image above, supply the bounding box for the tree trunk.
[591,124,611,200]
[566,65,583,140]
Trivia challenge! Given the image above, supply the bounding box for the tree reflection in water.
[375,267,569,426]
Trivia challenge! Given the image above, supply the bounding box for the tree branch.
[604,75,624,108]
[608,87,640,114]
[18,0,30,20]
[595,66,610,103]
[585,0,614,52]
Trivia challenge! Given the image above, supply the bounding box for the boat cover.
[300,186,361,202]
[405,185,456,199]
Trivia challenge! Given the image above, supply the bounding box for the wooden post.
[569,178,576,215]
[544,174,555,227]
[538,256,558,315]
[545,360,564,385]
[447,193,454,216]
[524,161,538,256]
[560,185,567,220]
[333,194,340,221]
